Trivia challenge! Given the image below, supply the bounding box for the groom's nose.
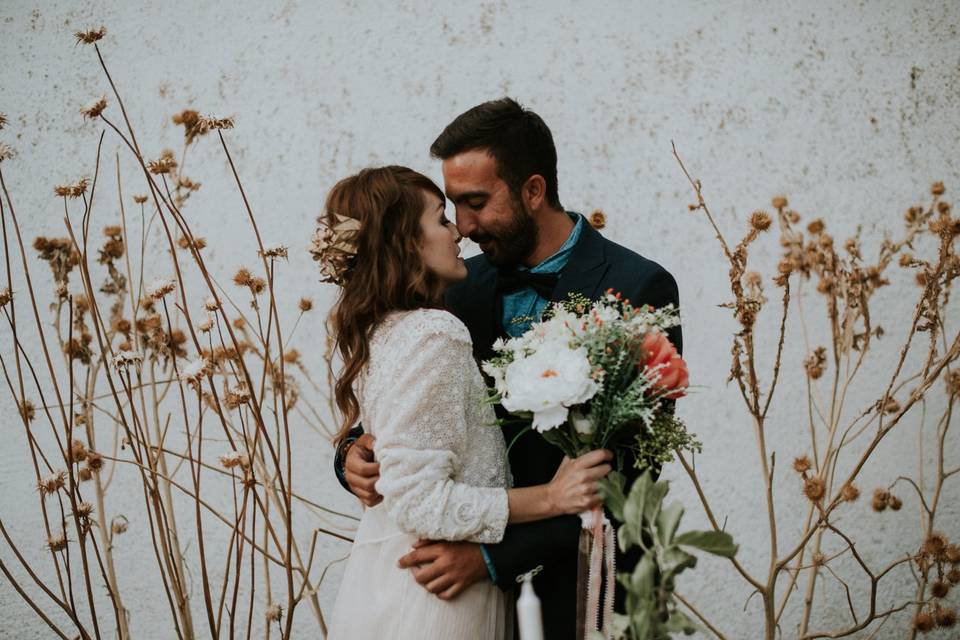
[455,208,477,239]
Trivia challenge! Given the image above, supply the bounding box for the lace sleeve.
[372,312,509,544]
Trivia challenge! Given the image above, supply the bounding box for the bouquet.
[483,290,696,468]
[483,290,697,640]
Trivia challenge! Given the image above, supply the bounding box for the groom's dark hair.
[430,98,563,210]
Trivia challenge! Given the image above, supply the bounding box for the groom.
[335,98,682,639]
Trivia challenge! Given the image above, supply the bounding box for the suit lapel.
[551,220,609,303]
[459,260,499,362]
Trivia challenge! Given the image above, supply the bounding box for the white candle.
[517,574,544,640]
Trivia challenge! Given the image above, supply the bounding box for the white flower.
[570,409,594,435]
[482,360,508,396]
[197,316,214,333]
[203,297,220,312]
[145,277,176,301]
[501,346,599,432]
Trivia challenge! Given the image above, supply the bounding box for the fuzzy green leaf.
[674,530,739,557]
[655,500,684,546]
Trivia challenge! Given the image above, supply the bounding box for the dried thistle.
[946,544,960,564]
[147,150,177,175]
[47,533,68,553]
[172,109,202,143]
[225,384,250,409]
[80,96,107,119]
[947,568,960,585]
[54,178,89,199]
[178,357,210,388]
[74,27,106,44]
[588,209,607,230]
[0,112,7,130]
[265,603,283,622]
[807,218,826,236]
[803,476,826,502]
[86,451,104,472]
[923,533,948,557]
[771,195,788,210]
[750,210,772,232]
[935,606,957,629]
[299,297,313,312]
[259,243,289,260]
[133,194,148,204]
[111,516,128,535]
[18,399,35,423]
[70,439,88,463]
[38,471,66,496]
[74,502,94,518]
[233,267,253,287]
[112,350,142,370]
[283,348,300,364]
[0,287,11,308]
[792,455,812,474]
[840,483,860,502]
[804,347,827,380]
[914,610,935,632]
[145,277,176,301]
[203,297,220,312]
[219,451,250,470]
[931,580,951,598]
[197,316,214,333]
[889,494,902,510]
[931,181,945,197]
[0,142,15,162]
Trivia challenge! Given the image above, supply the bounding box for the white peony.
[501,345,599,432]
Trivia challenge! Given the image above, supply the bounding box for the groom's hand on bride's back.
[344,433,382,507]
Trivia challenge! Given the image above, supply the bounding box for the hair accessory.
[309,213,362,284]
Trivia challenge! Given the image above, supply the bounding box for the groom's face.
[442,150,537,267]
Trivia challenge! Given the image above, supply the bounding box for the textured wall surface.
[1,1,959,637]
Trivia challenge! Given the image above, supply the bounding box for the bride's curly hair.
[322,166,447,445]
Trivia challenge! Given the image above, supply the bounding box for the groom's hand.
[344,433,382,507]
[397,540,487,600]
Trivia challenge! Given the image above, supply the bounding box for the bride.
[318,166,612,640]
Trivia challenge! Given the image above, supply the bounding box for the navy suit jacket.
[336,219,682,639]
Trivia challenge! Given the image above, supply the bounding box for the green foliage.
[597,471,738,640]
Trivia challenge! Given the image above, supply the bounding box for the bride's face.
[418,190,467,287]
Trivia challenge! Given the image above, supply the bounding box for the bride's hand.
[547,449,613,515]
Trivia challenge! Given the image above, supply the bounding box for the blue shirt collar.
[523,212,584,274]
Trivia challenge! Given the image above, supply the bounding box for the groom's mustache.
[470,233,496,245]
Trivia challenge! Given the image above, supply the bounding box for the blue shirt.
[500,213,584,337]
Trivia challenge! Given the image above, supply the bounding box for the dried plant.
[663,143,960,638]
[0,30,354,640]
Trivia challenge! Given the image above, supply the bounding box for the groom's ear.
[521,174,547,212]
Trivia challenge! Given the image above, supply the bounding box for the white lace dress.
[328,309,512,640]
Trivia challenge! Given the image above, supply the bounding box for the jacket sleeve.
[483,514,582,588]
[372,322,509,544]
[333,424,365,492]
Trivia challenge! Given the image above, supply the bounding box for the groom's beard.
[471,197,538,268]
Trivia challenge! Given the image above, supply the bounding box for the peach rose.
[640,332,689,399]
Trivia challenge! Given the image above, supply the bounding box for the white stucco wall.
[1,1,958,637]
